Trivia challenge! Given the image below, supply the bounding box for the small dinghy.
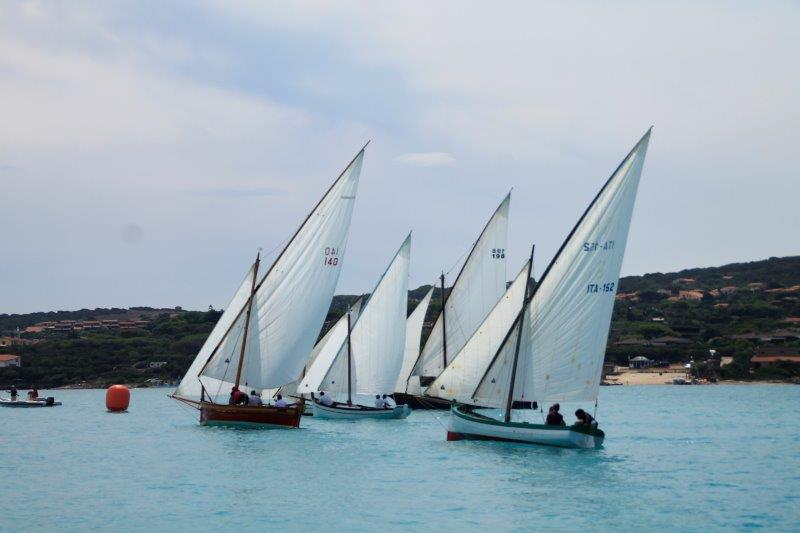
[312,401,410,419]
[0,396,62,408]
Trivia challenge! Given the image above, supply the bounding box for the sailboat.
[447,129,651,448]
[170,145,366,428]
[298,234,412,419]
[394,193,510,409]
[424,258,532,405]
[266,295,365,413]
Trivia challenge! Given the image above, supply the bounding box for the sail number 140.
[323,247,339,266]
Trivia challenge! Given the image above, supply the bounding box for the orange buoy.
[106,384,130,412]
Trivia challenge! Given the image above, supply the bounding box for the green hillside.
[1,255,798,388]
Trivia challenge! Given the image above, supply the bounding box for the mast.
[234,252,260,389]
[503,245,534,423]
[440,272,448,369]
[346,306,353,406]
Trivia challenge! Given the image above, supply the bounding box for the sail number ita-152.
[586,282,615,294]
[583,240,615,252]
[323,247,339,266]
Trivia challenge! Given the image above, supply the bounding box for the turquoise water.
[2,386,799,531]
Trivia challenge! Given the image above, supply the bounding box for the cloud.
[394,152,456,167]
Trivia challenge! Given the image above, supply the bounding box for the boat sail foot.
[448,404,604,449]
[199,402,302,429]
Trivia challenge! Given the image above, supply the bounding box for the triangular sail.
[310,234,412,401]
[410,193,510,383]
[474,130,651,410]
[395,287,434,392]
[427,259,530,404]
[273,297,364,399]
[174,146,365,401]
[295,297,364,397]
[173,263,256,400]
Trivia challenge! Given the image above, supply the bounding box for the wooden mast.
[503,245,535,423]
[440,272,448,370]
[234,252,260,390]
[346,306,353,406]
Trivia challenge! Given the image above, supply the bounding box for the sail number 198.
[323,247,339,266]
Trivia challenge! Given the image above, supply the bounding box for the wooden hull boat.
[447,404,604,449]
[0,397,61,408]
[312,401,410,419]
[198,402,302,428]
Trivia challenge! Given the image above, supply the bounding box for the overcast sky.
[1,1,798,313]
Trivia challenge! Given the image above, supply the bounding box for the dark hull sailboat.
[393,393,534,411]
[199,402,303,428]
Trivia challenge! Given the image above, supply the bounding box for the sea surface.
[1,385,799,532]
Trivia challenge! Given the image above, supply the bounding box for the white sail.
[173,263,256,400]
[474,131,651,408]
[176,147,365,399]
[314,234,412,401]
[427,259,530,403]
[394,287,434,392]
[277,297,364,398]
[295,298,363,396]
[411,192,510,381]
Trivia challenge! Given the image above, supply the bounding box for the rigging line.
[415,398,449,430]
[444,247,470,277]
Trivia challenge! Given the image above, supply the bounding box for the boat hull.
[199,402,302,429]
[0,397,61,408]
[394,393,535,411]
[447,404,604,449]
[312,402,410,419]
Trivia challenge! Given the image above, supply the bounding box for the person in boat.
[10,385,18,400]
[374,395,384,408]
[229,386,248,405]
[381,394,393,409]
[574,409,597,428]
[28,386,39,400]
[274,394,288,408]
[318,391,334,406]
[546,403,566,426]
[248,390,263,406]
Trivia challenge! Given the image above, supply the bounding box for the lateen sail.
[395,287,434,392]
[272,297,364,399]
[295,297,364,396]
[410,193,510,384]
[309,234,411,402]
[426,259,530,404]
[473,130,651,409]
[173,263,257,400]
[173,147,365,401]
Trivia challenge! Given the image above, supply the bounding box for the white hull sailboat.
[299,235,413,420]
[312,402,411,419]
[447,404,604,449]
[447,129,652,449]
[171,145,367,428]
